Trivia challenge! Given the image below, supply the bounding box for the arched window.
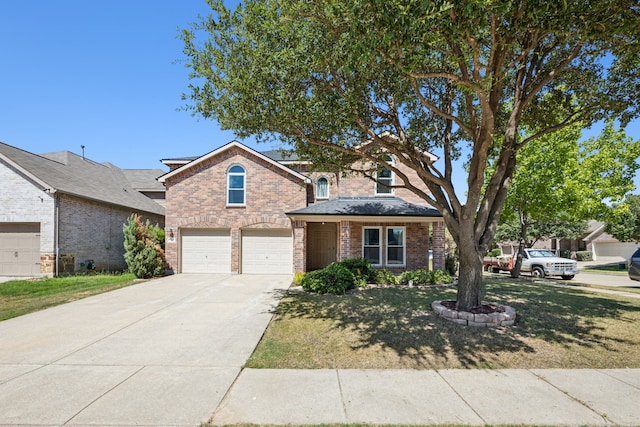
[316,176,329,199]
[227,165,245,205]
[375,155,394,195]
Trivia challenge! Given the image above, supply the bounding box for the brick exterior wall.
[340,221,433,271]
[163,145,448,275]
[164,147,308,273]
[1,161,164,276]
[57,194,164,273]
[300,163,428,207]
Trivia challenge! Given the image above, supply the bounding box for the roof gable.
[158,140,311,184]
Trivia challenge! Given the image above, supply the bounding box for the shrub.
[445,254,459,275]
[576,251,593,261]
[431,269,453,284]
[293,271,305,286]
[559,249,571,259]
[123,214,165,279]
[375,269,398,285]
[399,269,431,285]
[399,269,453,285]
[338,257,376,284]
[300,262,356,294]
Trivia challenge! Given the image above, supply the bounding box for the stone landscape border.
[432,300,516,327]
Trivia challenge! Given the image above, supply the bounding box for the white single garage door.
[0,223,41,276]
[594,241,638,260]
[181,229,231,273]
[242,229,293,274]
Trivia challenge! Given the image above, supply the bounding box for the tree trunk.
[510,240,525,278]
[456,239,484,311]
[510,212,527,278]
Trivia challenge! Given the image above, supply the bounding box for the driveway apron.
[0,273,291,426]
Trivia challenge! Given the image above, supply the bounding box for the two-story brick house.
[0,141,165,276]
[160,140,445,275]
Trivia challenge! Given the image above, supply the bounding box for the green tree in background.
[181,0,639,310]
[497,122,640,276]
[123,214,165,279]
[606,195,640,243]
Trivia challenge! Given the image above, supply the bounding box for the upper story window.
[227,165,245,206]
[375,155,394,195]
[316,176,329,199]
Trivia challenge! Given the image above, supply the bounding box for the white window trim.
[227,165,246,206]
[375,156,395,195]
[362,226,382,266]
[316,176,329,199]
[386,226,406,267]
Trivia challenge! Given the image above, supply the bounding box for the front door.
[307,222,337,270]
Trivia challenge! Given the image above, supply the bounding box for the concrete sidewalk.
[210,368,640,426]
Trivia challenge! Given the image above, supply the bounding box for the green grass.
[246,278,640,370]
[0,273,139,321]
[581,263,629,274]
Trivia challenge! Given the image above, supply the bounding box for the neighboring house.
[582,220,638,261]
[159,140,445,275]
[497,220,639,262]
[0,142,165,276]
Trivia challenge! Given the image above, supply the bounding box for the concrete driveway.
[0,273,291,426]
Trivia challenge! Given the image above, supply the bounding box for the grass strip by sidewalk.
[0,273,139,321]
[247,277,640,370]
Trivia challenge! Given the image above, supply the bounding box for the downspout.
[55,194,60,277]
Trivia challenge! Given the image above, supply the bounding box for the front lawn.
[247,278,640,369]
[0,273,139,321]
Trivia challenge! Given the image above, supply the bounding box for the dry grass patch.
[247,278,640,369]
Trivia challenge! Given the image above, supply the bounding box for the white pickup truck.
[484,248,579,280]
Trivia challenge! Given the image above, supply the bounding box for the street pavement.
[1,272,640,426]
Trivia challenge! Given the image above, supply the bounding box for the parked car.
[628,247,640,281]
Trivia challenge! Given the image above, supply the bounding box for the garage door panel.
[242,229,293,274]
[0,223,41,276]
[181,229,231,274]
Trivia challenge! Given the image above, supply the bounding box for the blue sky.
[1,1,638,197]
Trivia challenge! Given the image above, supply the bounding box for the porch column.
[432,221,446,270]
[339,220,351,261]
[292,220,306,273]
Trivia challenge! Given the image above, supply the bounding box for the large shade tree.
[181,0,639,310]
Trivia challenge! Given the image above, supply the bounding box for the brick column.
[231,227,240,273]
[432,221,446,270]
[339,221,351,261]
[293,221,306,273]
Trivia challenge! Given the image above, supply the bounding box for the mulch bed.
[440,300,506,314]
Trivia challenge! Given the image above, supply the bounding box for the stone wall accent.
[432,300,516,327]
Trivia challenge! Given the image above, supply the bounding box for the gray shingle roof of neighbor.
[287,197,442,217]
[0,142,165,216]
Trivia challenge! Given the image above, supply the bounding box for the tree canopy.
[181,0,640,310]
[496,121,640,259]
[606,195,640,243]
